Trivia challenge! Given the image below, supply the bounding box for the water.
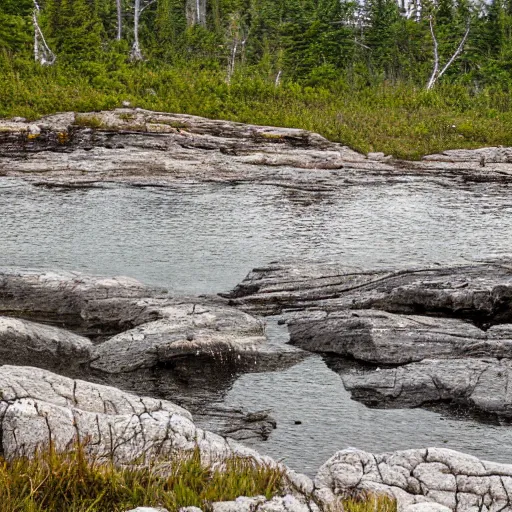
[2,176,512,474]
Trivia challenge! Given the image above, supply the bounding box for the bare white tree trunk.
[33,0,56,66]
[131,0,143,60]
[427,16,470,90]
[275,70,282,87]
[186,0,207,26]
[131,0,155,61]
[116,0,122,40]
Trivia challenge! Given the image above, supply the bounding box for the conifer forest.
[2,0,512,157]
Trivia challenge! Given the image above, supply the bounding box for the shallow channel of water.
[2,176,512,474]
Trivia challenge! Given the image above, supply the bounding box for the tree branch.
[437,20,471,80]
[427,16,439,90]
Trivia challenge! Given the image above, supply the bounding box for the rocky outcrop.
[0,316,92,372]
[288,310,512,365]
[0,268,166,337]
[341,358,512,419]
[224,260,512,324]
[90,306,266,374]
[0,269,305,440]
[0,365,271,465]
[315,447,512,511]
[3,109,512,190]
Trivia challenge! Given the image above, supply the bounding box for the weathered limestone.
[0,268,166,337]
[224,260,512,324]
[288,310,512,365]
[315,447,512,511]
[210,495,317,512]
[0,316,92,372]
[0,365,272,465]
[90,303,266,374]
[341,358,512,419]
[3,110,512,192]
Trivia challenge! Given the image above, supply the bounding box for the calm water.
[2,176,512,474]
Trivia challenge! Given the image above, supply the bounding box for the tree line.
[1,0,512,89]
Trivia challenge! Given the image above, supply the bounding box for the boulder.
[90,303,266,374]
[314,447,512,511]
[0,316,92,373]
[211,495,316,512]
[0,269,166,337]
[288,310,512,364]
[0,365,273,466]
[341,358,512,419]
[224,260,512,325]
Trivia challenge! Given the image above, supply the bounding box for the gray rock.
[405,505,451,512]
[90,304,266,373]
[3,110,512,190]
[211,495,316,512]
[224,260,512,324]
[341,358,512,419]
[0,365,274,466]
[0,316,92,373]
[314,447,512,511]
[289,309,512,364]
[0,269,166,337]
[126,509,168,512]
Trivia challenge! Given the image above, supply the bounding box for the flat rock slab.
[288,309,512,365]
[0,316,92,372]
[3,109,512,190]
[315,447,512,511]
[0,365,272,466]
[224,260,512,325]
[341,358,512,419]
[0,268,166,337]
[90,311,266,374]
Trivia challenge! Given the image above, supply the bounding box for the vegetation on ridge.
[0,442,396,512]
[1,0,512,158]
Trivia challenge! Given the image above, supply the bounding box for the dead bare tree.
[427,16,470,90]
[186,0,206,26]
[116,0,122,40]
[32,0,56,65]
[131,0,156,61]
[226,13,248,84]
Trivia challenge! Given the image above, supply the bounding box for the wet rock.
[90,303,266,374]
[0,269,166,337]
[224,260,512,324]
[314,447,512,511]
[341,358,512,419]
[0,316,92,373]
[288,310,512,365]
[0,365,276,465]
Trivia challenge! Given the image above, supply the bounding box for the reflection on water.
[2,177,512,474]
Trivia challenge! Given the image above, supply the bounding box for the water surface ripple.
[2,177,512,474]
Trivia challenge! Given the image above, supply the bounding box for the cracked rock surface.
[315,447,512,511]
[0,365,272,465]
[2,109,512,191]
[341,358,512,419]
[224,260,512,324]
[0,269,304,441]
[288,310,512,365]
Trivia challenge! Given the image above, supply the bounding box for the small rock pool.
[2,176,512,475]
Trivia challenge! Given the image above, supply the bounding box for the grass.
[0,443,284,512]
[4,56,511,160]
[0,441,397,512]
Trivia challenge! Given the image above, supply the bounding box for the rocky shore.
[3,110,512,511]
[2,108,512,191]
